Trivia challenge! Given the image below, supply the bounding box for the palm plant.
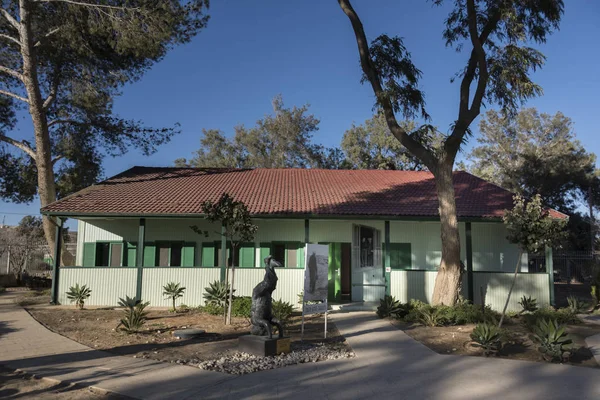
[163,282,186,312]
[66,284,91,310]
[117,296,150,333]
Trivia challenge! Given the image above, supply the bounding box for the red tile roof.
[41,167,567,219]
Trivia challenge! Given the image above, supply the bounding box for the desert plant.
[523,307,582,330]
[470,323,502,356]
[162,282,186,312]
[418,306,445,327]
[117,296,150,333]
[203,280,234,307]
[529,318,573,362]
[273,299,294,327]
[66,284,91,310]
[201,302,225,316]
[518,296,538,314]
[231,296,252,318]
[376,295,406,319]
[566,296,587,314]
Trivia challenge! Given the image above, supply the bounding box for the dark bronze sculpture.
[250,256,284,339]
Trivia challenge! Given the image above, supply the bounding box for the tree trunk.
[498,250,523,328]
[431,161,462,306]
[18,1,73,266]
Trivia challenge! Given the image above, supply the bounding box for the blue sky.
[1,0,599,228]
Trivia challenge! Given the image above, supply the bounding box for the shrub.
[201,302,225,316]
[401,300,499,326]
[376,295,407,319]
[178,304,190,313]
[566,296,588,314]
[231,296,252,318]
[523,307,581,330]
[273,299,294,327]
[162,282,186,312]
[117,296,150,333]
[529,318,573,362]
[203,280,233,307]
[418,306,445,327]
[518,296,538,314]
[66,284,91,310]
[470,323,502,356]
[0,287,5,294]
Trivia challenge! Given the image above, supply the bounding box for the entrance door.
[352,225,385,302]
[341,243,351,301]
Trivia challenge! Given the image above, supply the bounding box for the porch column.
[385,221,391,296]
[304,219,310,244]
[220,225,227,281]
[50,217,63,304]
[135,218,146,301]
[466,222,474,302]
[546,245,554,306]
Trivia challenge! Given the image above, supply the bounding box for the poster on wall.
[303,243,329,302]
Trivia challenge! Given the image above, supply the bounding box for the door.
[352,225,385,302]
[341,243,351,300]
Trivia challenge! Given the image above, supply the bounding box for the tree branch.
[338,0,435,169]
[34,27,61,48]
[0,65,23,81]
[0,33,21,47]
[43,73,60,110]
[0,133,36,159]
[0,8,19,30]
[33,0,138,11]
[51,154,65,165]
[0,88,29,103]
[47,119,80,128]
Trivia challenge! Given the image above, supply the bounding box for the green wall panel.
[143,243,156,267]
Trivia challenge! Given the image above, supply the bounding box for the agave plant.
[66,284,91,310]
[376,295,405,319]
[566,296,587,314]
[117,296,150,333]
[518,295,538,314]
[529,318,573,362]
[418,306,444,327]
[470,323,502,356]
[203,280,233,307]
[163,282,186,312]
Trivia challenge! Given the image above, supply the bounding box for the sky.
[1,0,599,229]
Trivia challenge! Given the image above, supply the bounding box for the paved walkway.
[2,292,600,400]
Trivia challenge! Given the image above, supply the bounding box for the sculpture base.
[238,335,291,357]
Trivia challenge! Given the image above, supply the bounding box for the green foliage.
[402,300,499,326]
[176,95,328,169]
[231,296,252,318]
[566,296,588,314]
[376,295,409,319]
[523,307,581,330]
[201,302,225,316]
[273,299,294,327]
[66,284,91,310]
[518,296,538,314]
[417,306,445,327]
[529,318,573,362]
[470,323,503,356]
[162,282,186,311]
[0,287,5,294]
[202,280,233,307]
[503,194,567,254]
[0,1,210,203]
[117,296,150,333]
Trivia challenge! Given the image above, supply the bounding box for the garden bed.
[26,305,353,373]
[391,319,600,368]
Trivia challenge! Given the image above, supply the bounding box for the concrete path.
[2,292,600,400]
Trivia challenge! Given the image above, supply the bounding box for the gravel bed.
[197,341,355,375]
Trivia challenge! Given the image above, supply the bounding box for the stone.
[238,335,291,357]
[173,328,205,339]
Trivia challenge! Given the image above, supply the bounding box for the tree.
[0,0,210,264]
[341,113,443,170]
[498,194,567,327]
[176,95,326,169]
[338,0,563,305]
[464,108,599,249]
[191,193,258,325]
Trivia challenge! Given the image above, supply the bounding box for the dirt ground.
[0,366,131,399]
[27,303,345,365]
[392,319,600,368]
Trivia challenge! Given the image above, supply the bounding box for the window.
[267,242,304,268]
[389,243,412,270]
[155,242,188,267]
[95,243,110,266]
[89,242,122,267]
[358,226,381,268]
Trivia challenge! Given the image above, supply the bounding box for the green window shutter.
[239,244,255,268]
[201,242,215,267]
[259,243,271,267]
[297,243,305,269]
[390,243,412,270]
[143,243,156,267]
[83,243,96,266]
[182,242,196,267]
[125,243,137,267]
